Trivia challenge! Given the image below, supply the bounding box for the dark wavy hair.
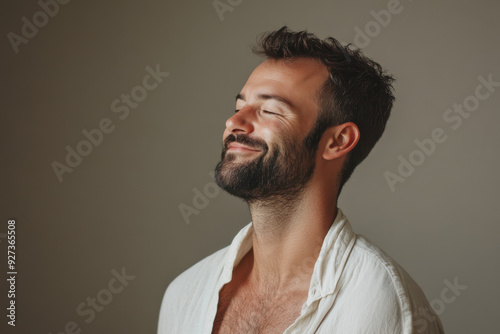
[251,26,395,195]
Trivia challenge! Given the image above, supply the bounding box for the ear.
[321,122,360,161]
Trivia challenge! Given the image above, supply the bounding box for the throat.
[237,247,312,296]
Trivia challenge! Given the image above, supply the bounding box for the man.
[158,26,444,333]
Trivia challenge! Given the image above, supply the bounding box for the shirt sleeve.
[316,247,444,333]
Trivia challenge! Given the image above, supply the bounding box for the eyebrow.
[235,93,296,111]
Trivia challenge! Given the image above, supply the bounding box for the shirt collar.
[220,208,357,305]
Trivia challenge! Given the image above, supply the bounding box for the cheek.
[260,127,274,142]
[262,130,295,157]
[260,118,297,141]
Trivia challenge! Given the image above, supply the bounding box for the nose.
[225,105,255,135]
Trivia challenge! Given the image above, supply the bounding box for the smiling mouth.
[227,144,261,152]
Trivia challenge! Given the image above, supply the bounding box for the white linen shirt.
[158,208,444,333]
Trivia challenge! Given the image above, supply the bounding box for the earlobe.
[322,122,360,161]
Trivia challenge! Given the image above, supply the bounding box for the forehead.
[240,58,329,112]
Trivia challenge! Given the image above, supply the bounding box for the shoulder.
[162,245,228,304]
[158,221,253,333]
[157,246,229,333]
[332,235,444,333]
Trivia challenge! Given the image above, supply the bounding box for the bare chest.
[212,284,306,334]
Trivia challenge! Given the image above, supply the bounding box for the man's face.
[215,58,330,203]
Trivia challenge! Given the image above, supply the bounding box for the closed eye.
[233,109,280,115]
[263,110,279,115]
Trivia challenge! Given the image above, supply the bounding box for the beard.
[214,126,320,204]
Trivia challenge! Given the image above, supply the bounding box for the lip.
[227,143,261,152]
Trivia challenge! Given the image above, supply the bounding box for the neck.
[245,182,339,293]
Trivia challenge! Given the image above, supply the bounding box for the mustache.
[222,134,268,153]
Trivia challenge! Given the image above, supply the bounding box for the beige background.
[1,0,499,333]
